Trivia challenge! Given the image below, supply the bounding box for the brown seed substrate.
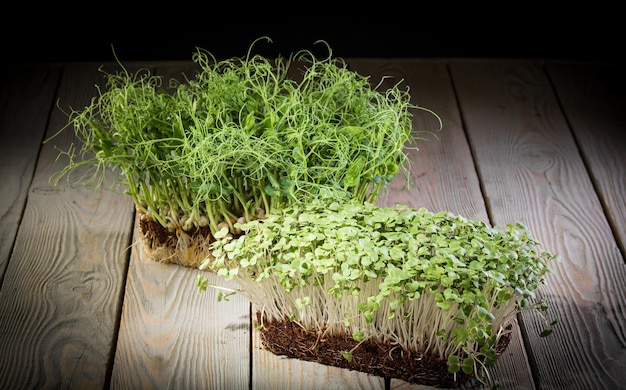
[257,313,512,388]
[138,212,215,268]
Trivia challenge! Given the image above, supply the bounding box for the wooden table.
[1,57,624,389]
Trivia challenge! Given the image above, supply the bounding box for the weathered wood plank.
[0,63,135,389]
[111,220,251,389]
[450,60,626,389]
[348,59,536,390]
[0,65,61,279]
[546,62,626,259]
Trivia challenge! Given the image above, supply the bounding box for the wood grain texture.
[450,60,626,389]
[111,219,251,389]
[546,62,626,259]
[0,63,135,389]
[0,65,61,278]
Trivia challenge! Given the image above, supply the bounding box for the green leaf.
[478,306,495,322]
[436,299,451,311]
[341,125,364,137]
[344,157,365,187]
[453,327,469,342]
[462,357,475,375]
[214,226,230,239]
[196,275,208,293]
[352,330,364,342]
[447,355,460,373]
[264,184,281,197]
[343,313,351,327]
[341,351,353,362]
[540,328,553,337]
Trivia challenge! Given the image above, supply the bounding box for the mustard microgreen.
[198,200,557,384]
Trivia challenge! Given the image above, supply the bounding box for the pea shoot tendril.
[48,37,441,234]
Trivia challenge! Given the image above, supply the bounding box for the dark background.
[3,9,622,64]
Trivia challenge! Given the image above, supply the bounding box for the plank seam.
[103,207,136,390]
[0,66,63,289]
[544,62,626,263]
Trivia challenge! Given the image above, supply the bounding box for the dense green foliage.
[198,200,557,382]
[49,37,439,233]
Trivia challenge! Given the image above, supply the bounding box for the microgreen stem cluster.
[199,201,557,379]
[49,38,439,233]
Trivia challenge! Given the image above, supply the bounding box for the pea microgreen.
[48,37,440,234]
